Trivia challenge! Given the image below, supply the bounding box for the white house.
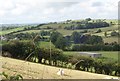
[79,52,102,58]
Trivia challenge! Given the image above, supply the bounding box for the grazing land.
[64,51,118,60]
[1,57,118,79]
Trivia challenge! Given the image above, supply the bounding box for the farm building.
[79,52,102,58]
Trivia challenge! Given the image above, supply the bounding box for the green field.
[38,41,55,48]
[35,42,119,61]
[103,36,118,43]
[14,30,41,34]
[0,27,24,35]
[64,51,118,60]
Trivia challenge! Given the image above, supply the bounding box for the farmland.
[1,19,120,79]
[64,51,118,61]
[1,19,119,43]
[1,57,118,79]
[39,42,119,60]
[0,27,24,35]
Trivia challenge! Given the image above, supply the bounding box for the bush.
[111,31,119,36]
[71,44,120,51]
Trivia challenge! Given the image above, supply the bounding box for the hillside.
[1,56,118,79]
[1,19,119,43]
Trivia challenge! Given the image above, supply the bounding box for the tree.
[104,32,107,37]
[2,40,35,60]
[86,35,103,44]
[38,47,63,65]
[85,18,92,21]
[40,30,50,36]
[55,35,67,50]
[71,31,82,44]
[50,31,62,44]
[111,31,119,36]
[96,29,102,33]
[50,31,68,50]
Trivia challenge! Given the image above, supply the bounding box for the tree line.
[3,30,119,51]
[71,44,120,51]
[64,19,110,30]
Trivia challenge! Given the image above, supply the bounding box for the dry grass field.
[0,57,119,80]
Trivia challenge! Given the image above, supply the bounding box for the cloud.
[92,2,103,7]
[0,0,119,24]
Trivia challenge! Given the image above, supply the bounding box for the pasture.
[0,27,24,35]
[1,57,118,79]
[64,51,119,60]
[38,41,55,48]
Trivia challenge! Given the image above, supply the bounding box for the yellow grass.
[1,57,118,79]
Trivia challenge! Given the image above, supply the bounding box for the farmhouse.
[79,52,102,58]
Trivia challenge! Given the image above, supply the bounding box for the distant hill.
[0,24,39,27]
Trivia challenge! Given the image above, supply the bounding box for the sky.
[0,0,119,24]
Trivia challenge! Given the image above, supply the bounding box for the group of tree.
[50,31,119,51]
[111,31,119,36]
[40,30,50,36]
[50,31,69,50]
[2,40,63,65]
[68,54,120,76]
[71,31,103,44]
[2,26,18,31]
[5,32,49,41]
[71,43,120,51]
[64,19,110,30]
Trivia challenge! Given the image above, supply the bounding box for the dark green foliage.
[55,35,68,50]
[71,31,103,44]
[85,35,103,44]
[85,18,92,21]
[50,31,68,50]
[64,19,109,30]
[71,44,120,51]
[2,40,34,59]
[71,31,82,44]
[40,30,50,36]
[1,72,23,80]
[96,29,102,33]
[104,32,107,37]
[111,31,119,36]
[50,31,62,44]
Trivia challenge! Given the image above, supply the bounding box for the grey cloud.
[46,2,78,9]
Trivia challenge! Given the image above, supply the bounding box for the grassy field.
[38,41,55,48]
[36,42,119,61]
[0,27,24,35]
[103,36,118,43]
[64,51,118,60]
[14,30,41,34]
[1,57,118,79]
